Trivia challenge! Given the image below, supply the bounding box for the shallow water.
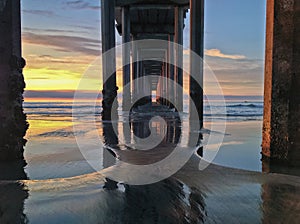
[1,157,300,223]
[23,98,264,178]
[1,99,299,223]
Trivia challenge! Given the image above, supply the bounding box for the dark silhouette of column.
[262,0,300,166]
[122,6,131,111]
[168,35,175,108]
[0,0,28,161]
[162,61,167,105]
[0,1,29,220]
[101,0,118,120]
[189,0,204,128]
[174,6,184,111]
[132,36,138,103]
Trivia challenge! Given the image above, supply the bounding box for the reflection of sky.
[21,0,266,96]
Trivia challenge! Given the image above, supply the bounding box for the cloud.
[64,0,100,10]
[26,54,92,65]
[205,57,263,72]
[205,49,246,60]
[22,9,55,17]
[67,24,96,31]
[24,90,99,99]
[24,53,95,75]
[23,32,101,56]
[24,90,75,98]
[23,27,87,35]
[203,56,264,95]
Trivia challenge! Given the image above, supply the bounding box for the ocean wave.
[25,112,262,118]
[24,105,101,109]
[25,112,101,115]
[226,103,263,108]
[204,113,263,117]
[23,101,263,123]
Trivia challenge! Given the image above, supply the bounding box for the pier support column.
[174,7,184,111]
[0,0,28,161]
[101,0,117,120]
[189,0,204,128]
[164,51,169,106]
[143,65,151,105]
[262,0,300,166]
[169,35,175,108]
[132,37,138,102]
[157,72,163,104]
[138,55,143,103]
[165,49,169,106]
[122,6,131,111]
[160,63,165,105]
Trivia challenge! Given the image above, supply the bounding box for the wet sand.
[0,115,298,223]
[23,120,263,179]
[1,155,296,223]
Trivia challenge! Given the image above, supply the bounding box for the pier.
[101,0,203,127]
[0,0,299,167]
[0,1,299,222]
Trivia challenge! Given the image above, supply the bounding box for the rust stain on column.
[262,0,274,158]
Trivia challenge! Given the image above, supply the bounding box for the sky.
[21,0,266,98]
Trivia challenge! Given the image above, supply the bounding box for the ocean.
[1,97,299,224]
[23,96,264,181]
[24,97,264,122]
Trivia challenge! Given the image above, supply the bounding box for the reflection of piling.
[0,159,28,223]
[0,182,28,224]
[102,122,119,190]
[261,183,300,223]
[102,122,118,169]
[0,0,28,161]
[122,179,206,223]
[262,0,300,166]
[188,120,203,156]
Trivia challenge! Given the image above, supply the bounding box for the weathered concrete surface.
[0,0,28,161]
[101,0,118,120]
[122,6,131,111]
[262,0,300,166]
[189,0,204,127]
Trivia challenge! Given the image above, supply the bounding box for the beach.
[0,98,299,223]
[0,0,298,222]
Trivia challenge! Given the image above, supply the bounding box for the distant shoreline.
[24,90,263,102]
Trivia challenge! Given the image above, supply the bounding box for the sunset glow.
[21,0,266,98]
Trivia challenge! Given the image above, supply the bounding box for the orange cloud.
[205,49,246,60]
